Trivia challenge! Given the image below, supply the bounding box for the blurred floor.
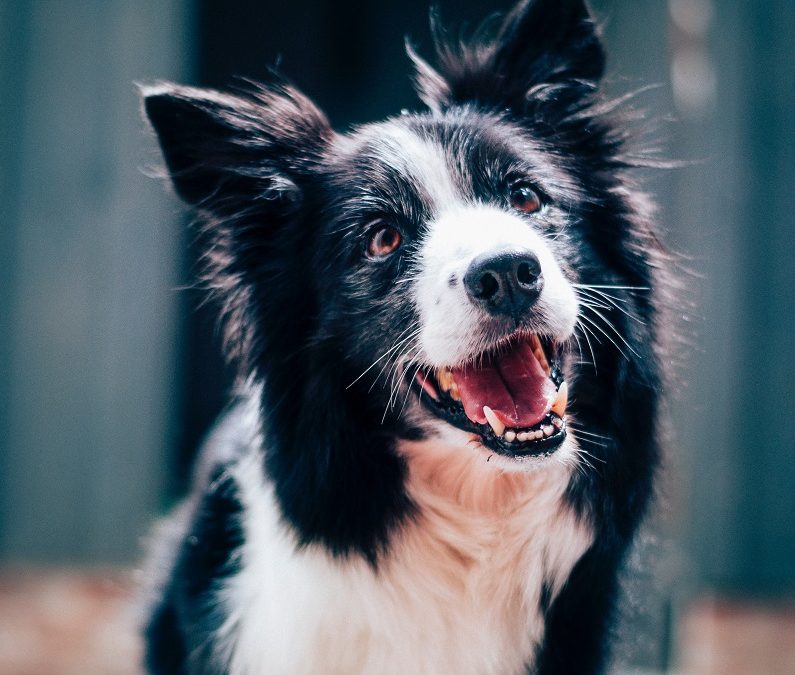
[0,570,141,675]
[1,570,794,674]
[677,597,795,675]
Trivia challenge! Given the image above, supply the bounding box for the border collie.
[140,0,665,672]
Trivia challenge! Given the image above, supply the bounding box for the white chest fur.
[214,438,592,675]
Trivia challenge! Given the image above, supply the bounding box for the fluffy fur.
[140,1,665,673]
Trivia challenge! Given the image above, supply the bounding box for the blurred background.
[1,0,793,673]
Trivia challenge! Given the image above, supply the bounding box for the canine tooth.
[542,425,554,437]
[482,406,505,437]
[505,430,516,442]
[551,382,568,417]
[529,335,550,374]
[436,368,453,392]
[449,381,461,401]
[552,416,563,429]
[536,354,550,374]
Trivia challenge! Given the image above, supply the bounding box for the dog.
[140,0,665,672]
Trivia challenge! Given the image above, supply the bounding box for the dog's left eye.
[366,224,402,259]
[509,183,543,214]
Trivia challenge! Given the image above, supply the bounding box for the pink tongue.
[452,339,556,428]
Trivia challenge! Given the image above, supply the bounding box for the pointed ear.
[411,0,605,113]
[141,82,332,212]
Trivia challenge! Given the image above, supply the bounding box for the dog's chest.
[218,448,591,675]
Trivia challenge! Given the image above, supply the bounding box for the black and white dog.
[141,0,665,672]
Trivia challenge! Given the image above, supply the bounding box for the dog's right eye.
[366,224,402,259]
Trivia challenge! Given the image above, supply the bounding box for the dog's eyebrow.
[324,177,428,239]
[366,125,461,216]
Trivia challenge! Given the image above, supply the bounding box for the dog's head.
[144,0,661,559]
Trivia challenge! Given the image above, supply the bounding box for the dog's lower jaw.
[406,404,577,474]
[212,432,592,675]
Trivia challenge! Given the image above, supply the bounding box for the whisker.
[393,274,423,285]
[346,326,421,389]
[572,450,597,474]
[573,435,609,449]
[586,293,645,326]
[568,426,611,441]
[397,361,425,419]
[573,284,650,291]
[383,348,424,423]
[583,306,640,358]
[576,286,630,306]
[570,331,585,365]
[576,294,613,312]
[371,330,422,393]
[384,342,423,416]
[577,287,646,327]
[578,313,630,361]
[561,451,588,477]
[385,350,416,411]
[574,445,607,464]
[384,362,408,420]
[575,322,599,374]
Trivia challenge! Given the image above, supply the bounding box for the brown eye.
[509,183,543,214]
[367,224,402,258]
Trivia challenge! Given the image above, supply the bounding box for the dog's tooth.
[542,425,554,437]
[552,416,563,429]
[482,406,505,437]
[551,382,568,417]
[505,430,516,442]
[449,380,461,401]
[533,430,544,440]
[436,368,452,392]
[517,431,531,442]
[537,352,550,375]
[528,334,550,374]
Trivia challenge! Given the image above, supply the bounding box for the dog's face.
[315,114,584,462]
[144,0,661,555]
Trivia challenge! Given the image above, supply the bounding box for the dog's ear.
[141,82,332,213]
[410,0,605,114]
[142,83,333,370]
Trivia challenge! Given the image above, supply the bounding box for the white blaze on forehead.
[370,125,461,213]
[415,204,579,366]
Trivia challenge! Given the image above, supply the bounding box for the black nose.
[463,251,544,318]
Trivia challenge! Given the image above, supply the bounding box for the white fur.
[416,203,579,366]
[371,125,459,208]
[209,407,592,675]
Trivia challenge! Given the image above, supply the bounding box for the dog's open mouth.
[413,334,567,458]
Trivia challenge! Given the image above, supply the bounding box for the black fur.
[145,470,244,674]
[142,1,664,672]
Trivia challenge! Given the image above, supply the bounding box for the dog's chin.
[415,416,575,473]
[408,331,569,462]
